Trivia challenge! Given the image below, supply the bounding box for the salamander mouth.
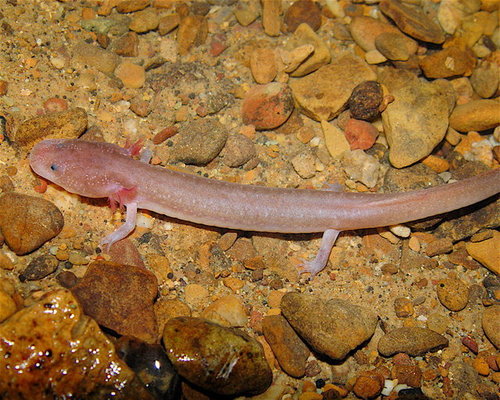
[29,139,63,178]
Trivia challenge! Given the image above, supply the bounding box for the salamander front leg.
[298,229,341,277]
[100,202,138,252]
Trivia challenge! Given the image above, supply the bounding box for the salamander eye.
[50,164,58,171]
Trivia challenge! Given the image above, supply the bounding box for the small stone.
[154,298,191,337]
[177,15,208,55]
[43,97,68,113]
[342,150,381,188]
[450,99,500,132]
[420,46,476,78]
[322,120,350,159]
[172,118,228,165]
[466,231,500,275]
[241,83,294,130]
[379,0,445,44]
[56,270,78,288]
[461,335,479,354]
[394,297,414,318]
[426,312,449,334]
[344,119,379,150]
[438,0,465,35]
[375,32,415,61]
[348,81,384,121]
[152,126,177,144]
[73,42,121,75]
[472,357,490,376]
[425,238,453,256]
[162,317,272,396]
[281,293,378,360]
[233,0,259,26]
[129,7,159,33]
[262,315,310,378]
[482,305,500,348]
[111,32,139,57]
[114,61,145,88]
[291,149,317,179]
[436,278,470,312]
[262,0,281,37]
[116,0,150,13]
[250,47,277,84]
[284,0,322,33]
[0,289,16,323]
[353,370,385,400]
[378,327,449,356]
[218,232,238,251]
[19,255,58,281]
[0,194,64,255]
[71,260,158,343]
[421,155,450,173]
[220,134,256,167]
[183,284,209,307]
[392,364,422,387]
[470,62,499,98]
[158,13,180,35]
[0,80,8,96]
[364,49,387,65]
[201,294,248,327]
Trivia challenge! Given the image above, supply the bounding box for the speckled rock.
[420,46,476,78]
[7,107,87,147]
[129,8,159,33]
[290,54,377,121]
[0,193,64,255]
[353,369,385,399]
[172,118,228,165]
[284,0,321,32]
[280,293,378,360]
[71,260,158,343]
[220,134,256,167]
[162,316,272,396]
[342,149,381,188]
[291,149,317,179]
[482,305,500,348]
[73,42,121,75]
[250,47,277,84]
[378,327,449,356]
[449,99,500,132]
[241,83,294,130]
[344,118,379,150]
[111,32,139,57]
[470,62,499,98]
[233,0,259,26]
[0,289,149,399]
[19,254,59,281]
[348,80,384,121]
[262,315,310,378]
[262,0,281,36]
[466,231,500,275]
[436,278,470,311]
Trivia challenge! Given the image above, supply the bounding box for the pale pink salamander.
[30,139,500,276]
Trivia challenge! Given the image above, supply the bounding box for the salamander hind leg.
[100,201,138,252]
[298,229,341,277]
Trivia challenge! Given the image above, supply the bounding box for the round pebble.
[353,370,385,399]
[220,134,256,168]
[250,48,277,84]
[450,99,500,132]
[436,278,470,311]
[348,81,383,121]
[344,118,379,150]
[114,61,145,89]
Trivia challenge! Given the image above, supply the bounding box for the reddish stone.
[344,118,379,150]
[284,0,322,32]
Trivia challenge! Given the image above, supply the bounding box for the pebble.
[378,327,449,356]
[449,99,500,132]
[466,231,499,275]
[56,270,78,288]
[421,155,450,173]
[380,72,451,168]
[241,82,294,130]
[177,15,208,55]
[394,297,414,318]
[0,80,8,96]
[342,149,381,188]
[461,335,479,354]
[420,46,476,78]
[375,32,415,61]
[472,356,490,376]
[0,289,16,323]
[291,149,317,179]
[19,255,58,281]
[344,118,379,150]
[437,0,465,35]
[116,0,150,13]
[71,260,158,343]
[154,297,191,337]
[111,32,139,57]
[436,278,470,312]
[220,134,256,168]
[0,289,146,399]
[158,13,180,35]
[250,47,277,84]
[129,7,160,33]
[233,0,259,26]
[379,0,445,44]
[73,42,121,75]
[470,62,499,98]
[8,107,87,147]
[172,118,228,165]
[392,364,422,388]
[291,54,376,121]
[353,370,385,399]
[0,193,64,255]
[482,305,499,348]
[262,314,310,378]
[183,283,209,307]
[348,80,384,121]
[426,312,449,334]
[43,97,68,113]
[280,293,378,360]
[114,61,145,88]
[162,316,272,396]
[425,238,453,257]
[322,120,350,159]
[262,0,281,37]
[284,0,322,33]
[201,294,248,327]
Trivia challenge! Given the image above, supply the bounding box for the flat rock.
[436,278,470,311]
[114,61,146,88]
[290,54,377,121]
[162,316,272,396]
[322,120,350,159]
[449,99,500,132]
[380,72,451,168]
[342,149,381,188]
[379,0,445,44]
[284,0,321,33]
[129,7,159,33]
[250,47,277,84]
[262,0,281,36]
[71,260,158,343]
[262,314,310,378]
[19,254,59,281]
[375,32,415,61]
[280,292,378,360]
[420,46,476,78]
[470,62,499,99]
[378,327,449,356]
[0,289,148,399]
[344,118,379,150]
[0,193,64,255]
[482,305,500,348]
[73,42,121,75]
[466,231,500,275]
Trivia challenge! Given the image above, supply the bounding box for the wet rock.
[220,134,256,167]
[262,315,310,378]
[241,83,294,130]
[262,0,281,36]
[436,278,470,311]
[154,298,191,337]
[158,13,180,35]
[0,193,64,255]
[19,254,58,281]
[280,293,378,360]
[353,370,385,399]
[348,81,384,121]
[394,297,414,318]
[71,260,158,343]
[342,150,381,188]
[392,364,422,388]
[111,32,139,57]
[379,0,445,44]
[378,327,448,356]
[73,42,121,75]
[172,118,228,165]
[250,47,277,84]
[201,294,248,327]
[470,62,499,98]
[290,54,377,121]
[57,270,78,288]
[420,46,476,78]
[284,0,321,32]
[437,0,466,35]
[0,289,149,399]
[114,61,146,89]
[425,238,453,257]
[374,32,413,61]
[177,15,208,55]
[291,149,316,179]
[344,119,379,150]
[233,0,259,26]
[129,8,159,33]
[0,289,16,323]
[482,305,500,348]
[8,107,87,147]
[449,99,500,132]
[466,231,500,275]
[162,316,272,396]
